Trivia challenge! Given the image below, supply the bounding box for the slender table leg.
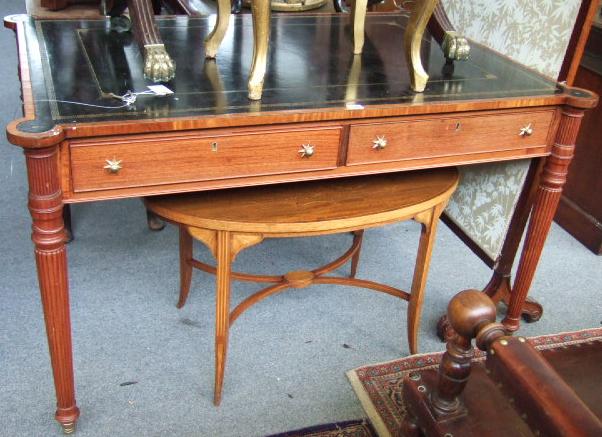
[214,230,232,406]
[178,226,194,309]
[248,0,271,100]
[503,106,586,331]
[25,146,79,434]
[407,203,444,354]
[403,0,439,92]
[350,230,364,278]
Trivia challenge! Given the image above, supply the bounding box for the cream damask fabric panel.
[445,160,531,260]
[443,0,582,79]
[441,0,581,261]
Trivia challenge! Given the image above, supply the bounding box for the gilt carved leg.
[127,0,175,82]
[503,105,588,331]
[25,147,79,434]
[205,0,232,58]
[248,0,271,100]
[351,0,368,55]
[403,0,439,92]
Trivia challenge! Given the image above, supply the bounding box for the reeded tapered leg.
[248,0,271,100]
[351,0,368,54]
[25,146,80,434]
[178,226,193,309]
[403,0,439,92]
[214,230,232,405]
[407,204,443,354]
[504,105,587,331]
[350,230,364,278]
[205,0,232,58]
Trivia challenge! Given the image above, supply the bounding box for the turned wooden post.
[503,99,592,331]
[25,146,80,434]
[431,290,505,417]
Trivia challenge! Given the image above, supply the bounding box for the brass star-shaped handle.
[104,158,123,174]
[298,144,315,158]
[519,123,533,137]
[372,135,387,150]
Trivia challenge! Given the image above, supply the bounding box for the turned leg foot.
[517,298,544,322]
[60,422,76,435]
[146,209,165,231]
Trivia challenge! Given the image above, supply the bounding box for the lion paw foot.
[144,44,176,82]
[442,31,470,61]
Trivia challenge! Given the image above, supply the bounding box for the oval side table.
[144,168,459,405]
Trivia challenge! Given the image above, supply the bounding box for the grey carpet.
[0,2,600,436]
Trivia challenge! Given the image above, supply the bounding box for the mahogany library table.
[4,12,597,433]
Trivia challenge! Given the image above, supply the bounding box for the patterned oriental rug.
[346,327,602,437]
[266,419,377,437]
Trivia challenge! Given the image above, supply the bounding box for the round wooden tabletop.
[144,168,459,234]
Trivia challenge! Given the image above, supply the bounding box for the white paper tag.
[147,85,174,96]
[345,103,364,110]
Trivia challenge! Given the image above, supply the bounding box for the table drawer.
[70,127,342,192]
[346,110,555,166]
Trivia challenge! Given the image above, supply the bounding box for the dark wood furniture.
[555,24,602,255]
[4,13,596,433]
[145,168,458,405]
[403,289,602,437]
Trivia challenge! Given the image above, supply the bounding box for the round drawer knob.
[104,158,123,174]
[298,144,315,158]
[519,123,533,137]
[372,135,387,150]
